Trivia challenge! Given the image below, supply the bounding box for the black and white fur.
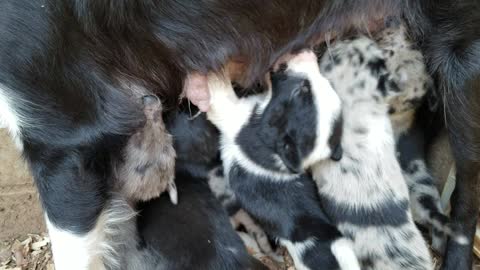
[375,24,467,251]
[208,166,276,259]
[206,52,359,270]
[309,37,432,269]
[1,1,479,268]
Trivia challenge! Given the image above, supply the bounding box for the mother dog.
[0,0,479,269]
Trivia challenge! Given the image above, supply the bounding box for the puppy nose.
[330,144,343,161]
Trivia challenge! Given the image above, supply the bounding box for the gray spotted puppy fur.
[314,36,433,270]
[376,24,432,136]
[376,24,467,251]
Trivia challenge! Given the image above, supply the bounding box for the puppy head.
[259,51,343,173]
[166,102,220,170]
[319,37,400,105]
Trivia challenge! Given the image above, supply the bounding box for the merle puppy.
[310,37,432,270]
[375,24,467,252]
[206,51,358,270]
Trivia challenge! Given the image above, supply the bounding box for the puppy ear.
[276,135,301,173]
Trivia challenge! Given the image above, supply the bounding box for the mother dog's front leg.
[443,75,480,270]
[25,144,116,270]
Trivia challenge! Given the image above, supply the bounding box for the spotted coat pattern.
[314,36,433,270]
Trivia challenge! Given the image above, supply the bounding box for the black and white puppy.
[206,51,359,270]
[109,106,267,270]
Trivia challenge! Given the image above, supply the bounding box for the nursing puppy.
[110,105,266,270]
[292,37,432,270]
[375,24,467,251]
[206,51,359,270]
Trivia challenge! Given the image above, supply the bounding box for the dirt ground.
[1,232,479,270]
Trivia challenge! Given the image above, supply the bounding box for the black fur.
[165,103,221,178]
[136,171,265,270]
[229,163,342,269]
[134,107,265,270]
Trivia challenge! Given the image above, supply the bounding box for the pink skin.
[184,51,317,112]
[184,72,210,112]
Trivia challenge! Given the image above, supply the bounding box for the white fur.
[330,238,361,270]
[0,84,23,149]
[46,217,94,270]
[279,238,315,270]
[286,52,343,169]
[46,198,137,270]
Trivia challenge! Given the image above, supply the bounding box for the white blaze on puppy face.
[285,51,343,168]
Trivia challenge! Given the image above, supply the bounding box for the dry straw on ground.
[0,234,53,270]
